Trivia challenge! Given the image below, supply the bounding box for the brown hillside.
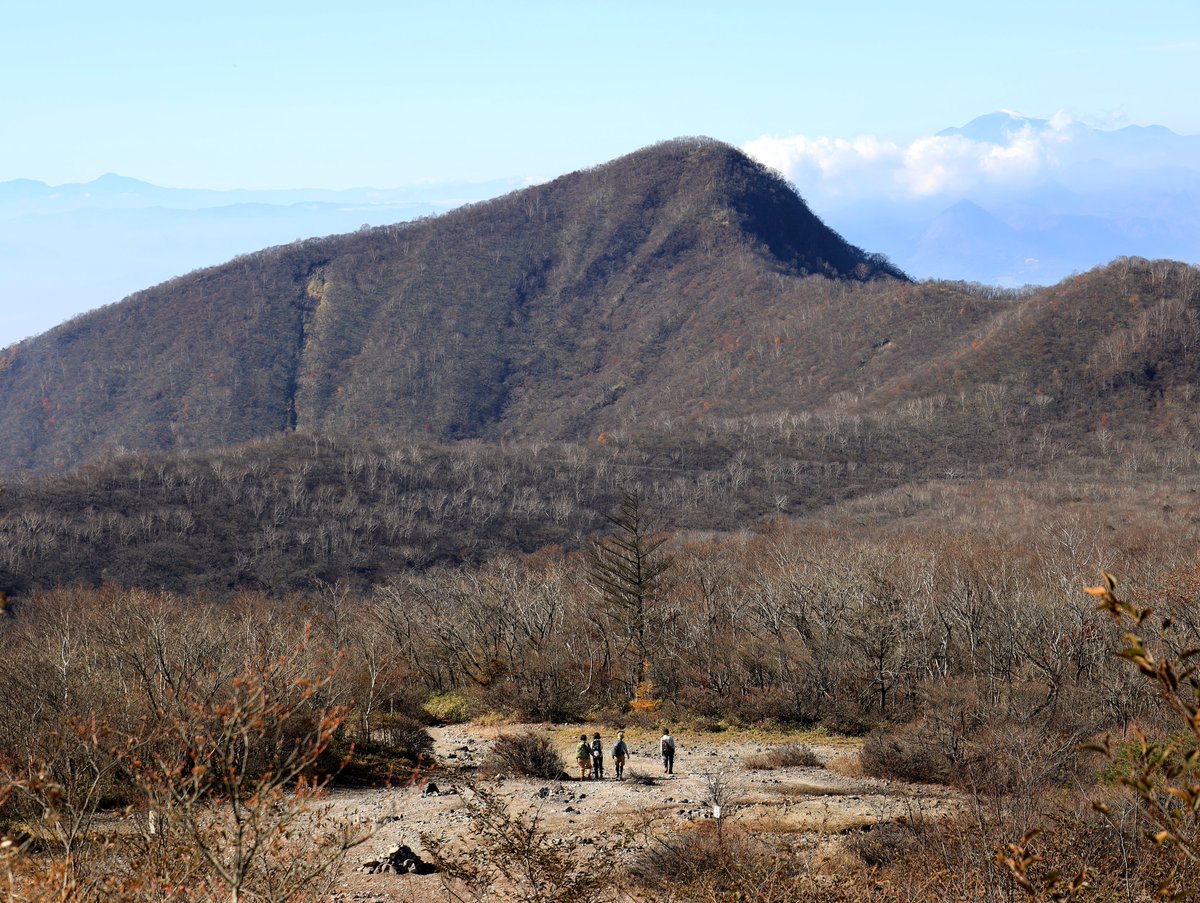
[0,138,904,475]
[861,259,1200,438]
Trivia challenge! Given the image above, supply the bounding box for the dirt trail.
[330,723,959,902]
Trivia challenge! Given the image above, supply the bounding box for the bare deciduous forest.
[4,490,1200,899]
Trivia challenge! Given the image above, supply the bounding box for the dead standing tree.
[586,489,672,701]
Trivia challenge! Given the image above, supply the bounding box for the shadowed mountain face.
[0,138,904,475]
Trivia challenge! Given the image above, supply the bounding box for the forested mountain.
[2,137,1200,594]
[0,138,901,476]
[2,256,1200,596]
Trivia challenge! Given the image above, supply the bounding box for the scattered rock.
[362,843,436,876]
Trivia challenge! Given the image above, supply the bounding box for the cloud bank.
[742,111,1200,287]
[741,111,1171,204]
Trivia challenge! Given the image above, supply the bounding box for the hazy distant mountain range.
[3,112,1197,349]
[0,175,522,347]
[752,111,1200,288]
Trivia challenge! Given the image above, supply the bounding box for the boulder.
[362,843,435,876]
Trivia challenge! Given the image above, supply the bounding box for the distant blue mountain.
[937,111,1053,143]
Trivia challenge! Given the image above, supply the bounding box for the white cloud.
[1047,110,1077,133]
[742,134,907,199]
[744,118,1071,204]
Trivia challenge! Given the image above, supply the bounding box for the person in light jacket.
[612,730,629,780]
[660,728,675,775]
[576,734,592,780]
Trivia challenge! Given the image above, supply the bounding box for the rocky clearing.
[327,723,960,902]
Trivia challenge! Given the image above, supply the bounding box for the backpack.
[612,740,627,757]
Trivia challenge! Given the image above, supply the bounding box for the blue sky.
[4,0,1198,189]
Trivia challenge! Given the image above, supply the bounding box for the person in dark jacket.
[590,731,604,780]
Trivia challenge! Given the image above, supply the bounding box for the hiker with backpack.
[576,734,592,780]
[590,731,605,780]
[612,730,629,779]
[660,728,675,775]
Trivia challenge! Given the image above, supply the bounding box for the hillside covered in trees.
[0,134,1198,595]
[0,138,902,476]
[1,252,1199,593]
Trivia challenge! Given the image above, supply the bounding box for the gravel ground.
[328,723,960,902]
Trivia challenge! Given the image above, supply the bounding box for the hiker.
[576,734,592,780]
[590,731,604,780]
[612,730,629,780]
[660,728,676,775]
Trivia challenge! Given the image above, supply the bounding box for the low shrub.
[819,706,875,737]
[628,820,801,899]
[844,821,925,867]
[860,721,954,786]
[422,784,621,903]
[744,743,822,770]
[481,732,565,779]
[674,686,726,719]
[676,685,822,727]
[624,768,659,786]
[374,714,435,762]
[422,691,473,724]
[861,707,1090,796]
[325,716,434,785]
[732,688,808,725]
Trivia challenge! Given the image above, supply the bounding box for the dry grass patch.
[744,743,822,770]
[823,750,864,778]
[764,782,866,799]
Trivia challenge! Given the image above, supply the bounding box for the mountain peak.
[937,111,1051,143]
[575,137,905,281]
[87,173,159,192]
